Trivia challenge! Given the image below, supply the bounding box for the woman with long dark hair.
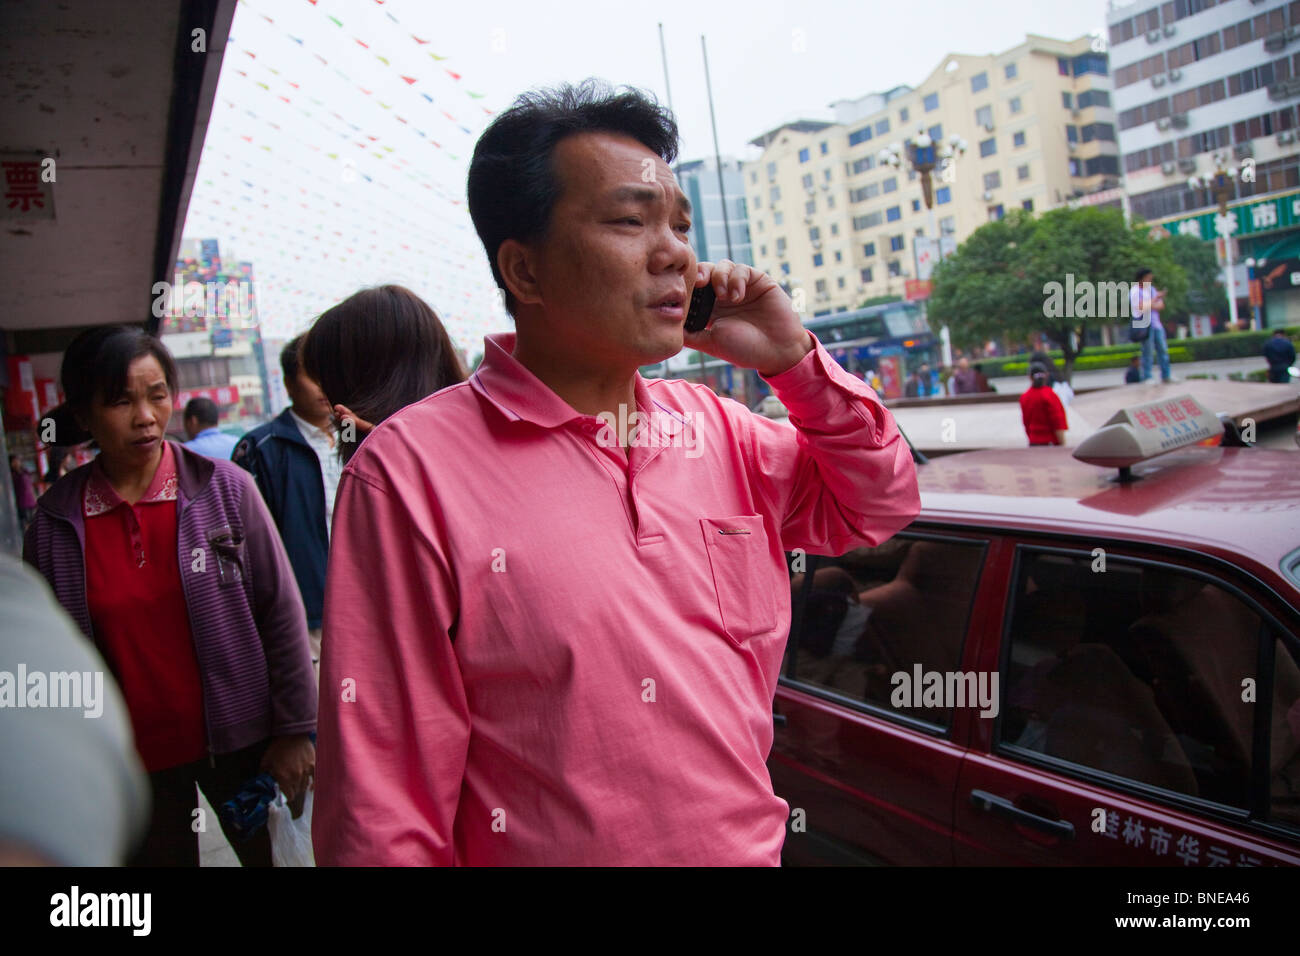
[23,325,317,866]
[299,285,467,462]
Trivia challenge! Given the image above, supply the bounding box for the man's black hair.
[281,335,303,384]
[467,77,680,317]
[1134,267,1153,283]
[184,397,219,427]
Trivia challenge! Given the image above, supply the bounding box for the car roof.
[915,446,1300,591]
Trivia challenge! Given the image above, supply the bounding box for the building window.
[882,176,898,193]
[936,186,952,204]
[774,210,784,226]
[835,249,844,263]
[1068,158,1081,177]
[751,171,758,184]
[830,223,839,235]
[890,234,905,252]
[971,71,989,93]
[988,204,1004,220]
[939,215,955,233]
[813,253,824,267]
[823,168,833,182]
[802,173,814,189]
[875,118,891,136]
[975,105,993,128]
[827,195,836,209]
[979,137,997,157]
[863,242,876,256]
[757,219,764,232]
[924,92,939,112]
[1066,125,1079,144]
[1016,163,1030,180]
[805,199,816,215]
[770,185,781,202]
[1005,62,1017,80]
[781,262,790,275]
[1009,96,1022,114]
[983,171,1001,190]
[886,205,901,222]
[819,140,828,155]
[753,194,761,209]
[1013,130,1026,148]
[760,244,767,256]
[799,147,810,163]
[776,237,787,255]
[849,125,874,146]
[1062,91,1073,109]
[900,106,909,122]
[860,267,873,283]
[1021,199,1034,211]
[911,199,921,212]
[1057,57,1069,76]
[837,275,846,288]
[766,161,777,179]
[852,212,883,230]
[887,260,902,276]
[809,226,822,241]
[928,124,943,143]
[1077,89,1110,108]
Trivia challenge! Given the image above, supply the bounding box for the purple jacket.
[23,441,317,757]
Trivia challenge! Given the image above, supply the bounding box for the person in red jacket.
[1019,362,1068,446]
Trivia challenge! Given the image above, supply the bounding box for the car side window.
[1270,636,1300,829]
[1002,549,1300,833]
[783,534,985,729]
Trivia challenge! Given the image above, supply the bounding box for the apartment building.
[675,156,754,266]
[1108,0,1300,325]
[743,34,1118,315]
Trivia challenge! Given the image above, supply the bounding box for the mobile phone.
[684,283,716,333]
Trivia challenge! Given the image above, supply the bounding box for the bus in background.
[639,300,940,406]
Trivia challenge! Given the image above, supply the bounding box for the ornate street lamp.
[1187,152,1244,329]
[877,131,968,366]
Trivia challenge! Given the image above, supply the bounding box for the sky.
[181,0,1111,354]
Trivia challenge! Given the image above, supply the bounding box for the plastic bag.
[267,787,315,867]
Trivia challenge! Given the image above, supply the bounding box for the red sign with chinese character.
[1,154,55,220]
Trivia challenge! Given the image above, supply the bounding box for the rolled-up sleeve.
[313,463,469,866]
[742,331,920,555]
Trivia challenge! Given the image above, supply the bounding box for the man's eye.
[676,223,691,233]
[620,218,642,226]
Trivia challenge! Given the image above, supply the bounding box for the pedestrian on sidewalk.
[312,78,920,867]
[298,284,466,463]
[10,454,36,530]
[1263,329,1296,383]
[233,337,341,675]
[24,326,316,867]
[1129,268,1173,384]
[181,397,238,459]
[1125,355,1141,384]
[1020,361,1068,446]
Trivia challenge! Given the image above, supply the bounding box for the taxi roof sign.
[1073,393,1223,476]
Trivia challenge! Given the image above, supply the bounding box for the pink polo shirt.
[314,330,920,866]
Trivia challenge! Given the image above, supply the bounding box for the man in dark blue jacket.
[233,337,340,673]
[1263,329,1296,383]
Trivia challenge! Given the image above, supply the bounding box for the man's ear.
[497,239,545,308]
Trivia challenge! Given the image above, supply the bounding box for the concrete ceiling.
[0,0,234,351]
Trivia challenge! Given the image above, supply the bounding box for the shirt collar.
[290,409,334,443]
[469,331,655,429]
[84,440,179,517]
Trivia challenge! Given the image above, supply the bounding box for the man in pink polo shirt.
[313,79,921,866]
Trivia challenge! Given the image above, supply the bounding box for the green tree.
[1165,233,1227,320]
[930,206,1187,382]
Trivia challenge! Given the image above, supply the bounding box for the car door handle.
[969,790,1075,839]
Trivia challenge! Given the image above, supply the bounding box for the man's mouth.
[649,290,685,318]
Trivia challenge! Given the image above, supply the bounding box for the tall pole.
[657,23,674,119]
[700,35,734,262]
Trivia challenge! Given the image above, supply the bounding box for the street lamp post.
[1187,153,1244,330]
[879,130,967,368]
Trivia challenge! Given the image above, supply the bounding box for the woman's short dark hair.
[300,285,466,461]
[281,335,303,384]
[1030,349,1063,383]
[1134,267,1153,283]
[1029,361,1051,387]
[53,325,178,445]
[467,77,680,316]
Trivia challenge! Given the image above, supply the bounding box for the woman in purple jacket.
[24,326,317,866]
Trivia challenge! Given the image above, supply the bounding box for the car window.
[783,534,985,729]
[1001,549,1300,834]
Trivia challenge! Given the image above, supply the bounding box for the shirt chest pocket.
[207,525,246,586]
[699,515,779,647]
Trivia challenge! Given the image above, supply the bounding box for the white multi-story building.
[674,157,754,267]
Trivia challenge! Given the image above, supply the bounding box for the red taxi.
[771,395,1300,866]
